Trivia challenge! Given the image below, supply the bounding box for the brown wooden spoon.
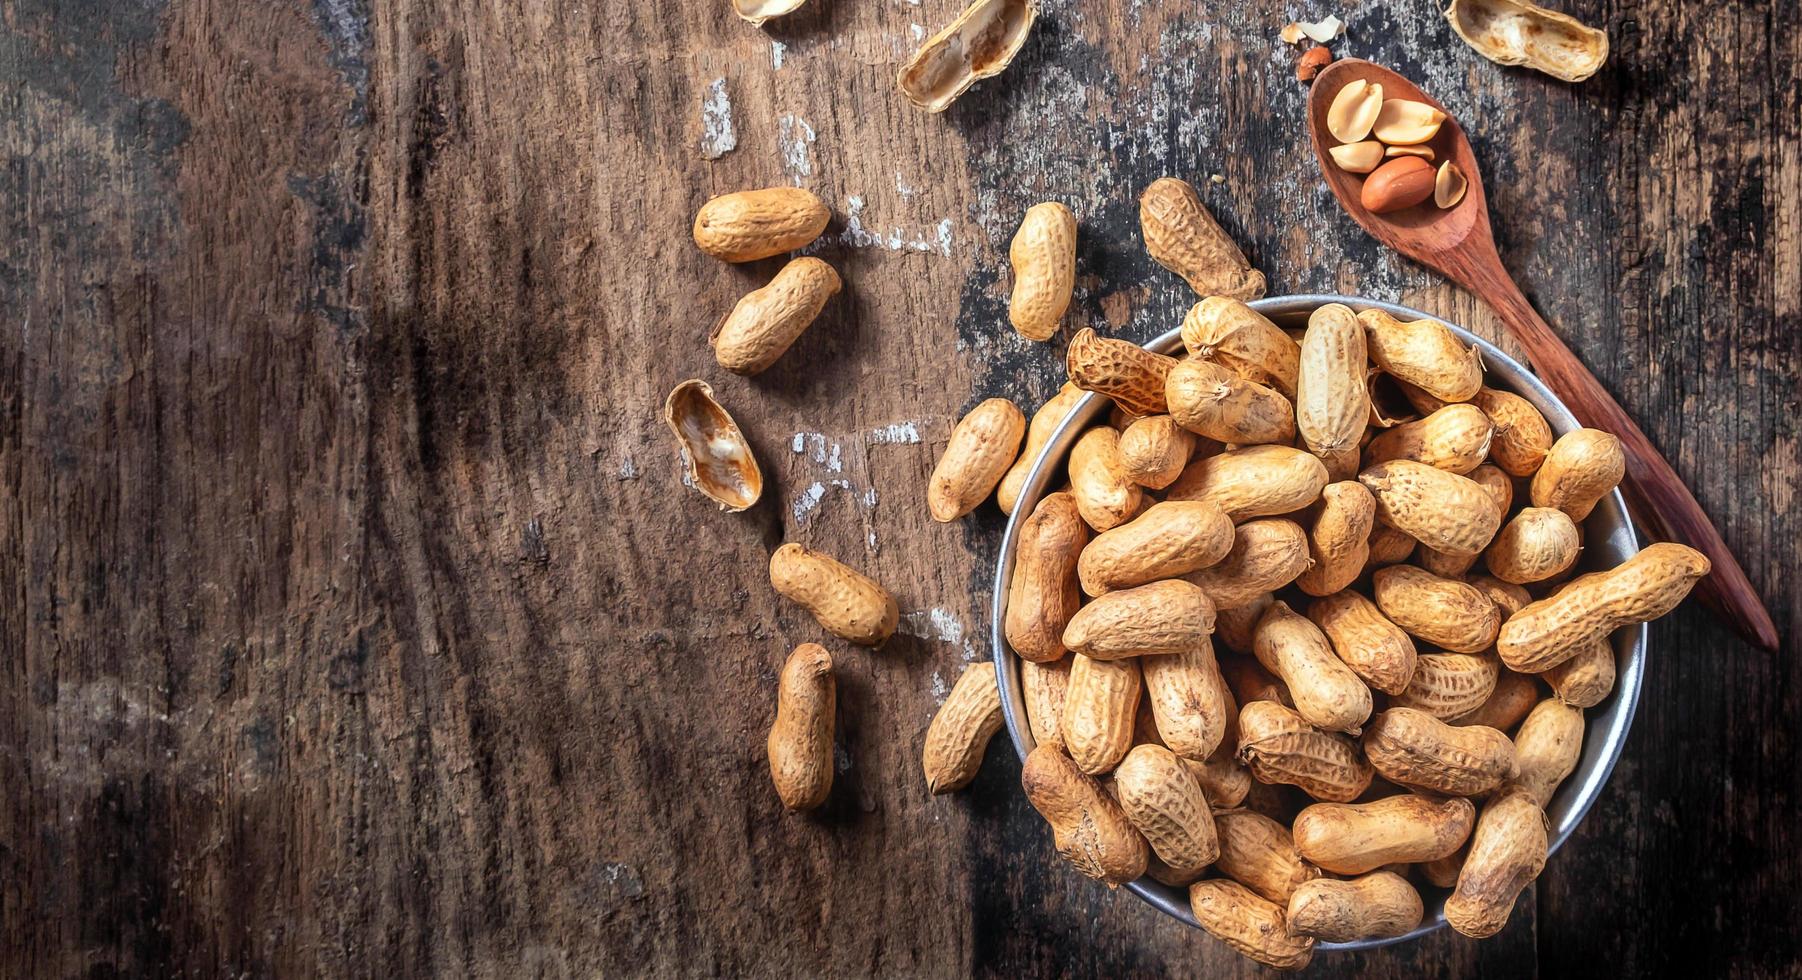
[1306,58,1778,651]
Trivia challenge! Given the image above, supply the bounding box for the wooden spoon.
[1307,58,1777,651]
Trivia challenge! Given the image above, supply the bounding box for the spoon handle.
[1453,249,1778,651]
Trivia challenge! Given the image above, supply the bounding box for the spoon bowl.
[1307,60,1487,249]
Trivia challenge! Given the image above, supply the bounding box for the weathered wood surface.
[1,0,1796,975]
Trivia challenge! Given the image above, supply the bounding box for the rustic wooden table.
[4,0,1797,975]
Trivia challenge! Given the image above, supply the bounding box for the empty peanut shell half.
[732,0,804,27]
[1444,0,1608,83]
[664,380,764,512]
[896,0,1038,112]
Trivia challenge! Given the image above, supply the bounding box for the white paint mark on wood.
[700,78,737,160]
[868,421,924,444]
[770,40,786,69]
[777,114,816,184]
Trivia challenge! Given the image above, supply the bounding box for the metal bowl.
[989,294,1644,951]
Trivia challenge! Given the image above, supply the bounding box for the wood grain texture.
[0,0,1794,977]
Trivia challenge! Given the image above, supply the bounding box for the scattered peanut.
[927,398,1026,521]
[693,187,830,262]
[1067,328,1177,418]
[998,383,1087,515]
[1139,178,1266,299]
[923,664,1004,793]
[768,643,835,810]
[769,543,899,646]
[1005,492,1088,662]
[1008,202,1077,341]
[712,257,842,375]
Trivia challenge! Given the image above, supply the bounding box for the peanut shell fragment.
[663,379,764,512]
[897,0,1038,112]
[1444,0,1608,83]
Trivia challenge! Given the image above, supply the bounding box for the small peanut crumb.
[1297,46,1333,83]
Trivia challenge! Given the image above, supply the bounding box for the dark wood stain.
[0,0,1796,975]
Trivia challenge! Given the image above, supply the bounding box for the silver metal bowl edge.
[988,294,1645,952]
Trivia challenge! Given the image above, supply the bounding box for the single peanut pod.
[1390,653,1500,720]
[1067,328,1176,418]
[693,187,830,262]
[1364,403,1495,475]
[1542,635,1616,708]
[1008,202,1077,340]
[1360,459,1502,557]
[1485,506,1581,583]
[1292,793,1476,874]
[1020,744,1148,885]
[1022,655,1073,750]
[1286,872,1424,942]
[769,543,899,646]
[923,664,1004,793]
[1531,428,1626,522]
[1444,786,1548,939]
[1296,482,1376,596]
[1451,668,1541,732]
[1143,637,1232,761]
[1188,752,1253,808]
[1497,543,1711,672]
[1469,572,1533,616]
[1366,523,1419,570]
[1180,297,1300,398]
[712,257,842,375]
[896,0,1039,112]
[1165,358,1296,446]
[1063,579,1218,660]
[1211,808,1322,904]
[1221,651,1292,707]
[1166,445,1330,522]
[1114,744,1221,875]
[1062,654,1142,775]
[767,644,835,810]
[1512,698,1585,808]
[1295,303,1371,481]
[999,383,1087,515]
[928,398,1026,521]
[1189,880,1314,971]
[1139,177,1266,299]
[1118,415,1196,489]
[1357,308,1483,402]
[1236,700,1374,802]
[1372,565,1501,653]
[1362,707,1518,797]
[1253,601,1371,734]
[1067,426,1143,531]
[1470,387,1553,476]
[1078,500,1233,596]
[1186,519,1311,610]
[1215,592,1275,655]
[1306,590,1417,696]
[663,379,764,511]
[1005,492,1088,663]
[1418,462,1512,577]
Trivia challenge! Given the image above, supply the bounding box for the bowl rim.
[988,293,1645,952]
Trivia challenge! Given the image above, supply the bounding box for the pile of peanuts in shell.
[670,172,1710,968]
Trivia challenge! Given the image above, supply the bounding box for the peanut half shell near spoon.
[1305,58,1776,651]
